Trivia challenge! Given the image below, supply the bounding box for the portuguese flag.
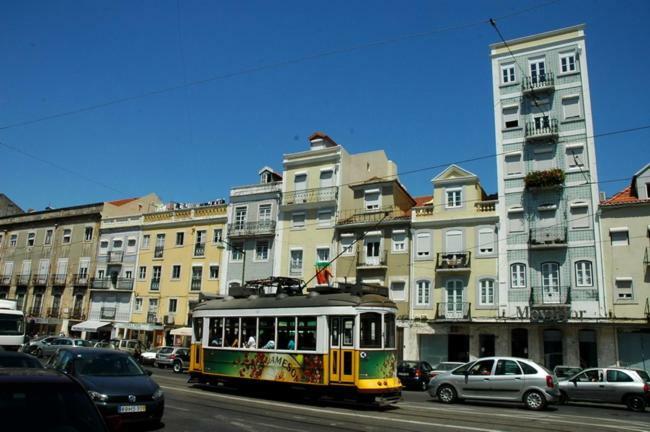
[315,261,332,285]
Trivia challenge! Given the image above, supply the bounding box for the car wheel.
[173,361,182,373]
[35,348,42,358]
[559,391,568,405]
[436,385,457,404]
[626,395,646,412]
[524,390,547,411]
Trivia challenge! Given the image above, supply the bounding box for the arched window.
[510,263,526,288]
[575,260,593,287]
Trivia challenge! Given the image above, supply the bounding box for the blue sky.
[1,0,648,210]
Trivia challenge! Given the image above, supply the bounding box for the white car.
[140,346,162,365]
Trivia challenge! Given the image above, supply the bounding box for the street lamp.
[218,237,246,290]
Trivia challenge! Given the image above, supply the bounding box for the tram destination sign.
[516,306,586,323]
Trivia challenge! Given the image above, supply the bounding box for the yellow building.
[130,202,227,347]
[404,165,499,365]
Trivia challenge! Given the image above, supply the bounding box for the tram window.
[297,316,317,351]
[330,317,340,346]
[224,317,240,348]
[342,318,354,346]
[209,318,223,347]
[193,317,203,342]
[360,313,382,348]
[384,314,396,349]
[242,318,257,348]
[259,317,276,349]
[278,317,296,350]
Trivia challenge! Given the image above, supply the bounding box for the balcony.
[190,277,202,291]
[228,220,276,238]
[147,312,158,324]
[193,243,205,257]
[47,307,61,318]
[356,250,388,269]
[530,286,571,306]
[525,118,559,142]
[32,274,49,286]
[529,225,567,249]
[474,200,497,212]
[91,278,110,289]
[150,278,160,291]
[116,278,134,290]
[281,186,338,207]
[435,302,471,320]
[521,72,555,96]
[73,274,90,287]
[107,251,124,263]
[436,252,472,272]
[154,246,164,259]
[100,307,117,320]
[336,206,410,226]
[16,274,31,286]
[51,274,67,286]
[524,169,565,192]
[29,306,43,316]
[0,275,11,286]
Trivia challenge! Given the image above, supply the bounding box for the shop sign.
[516,306,586,322]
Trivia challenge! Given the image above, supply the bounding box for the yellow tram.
[188,282,401,405]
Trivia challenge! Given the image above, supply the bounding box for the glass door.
[541,262,560,304]
[446,280,464,319]
[530,59,546,84]
[364,237,380,266]
[329,316,355,384]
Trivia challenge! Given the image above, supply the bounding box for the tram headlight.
[360,351,367,359]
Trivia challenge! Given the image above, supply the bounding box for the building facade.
[405,165,499,365]
[221,167,282,290]
[0,194,23,218]
[491,25,609,369]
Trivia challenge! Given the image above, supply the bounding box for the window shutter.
[416,233,430,256]
[562,96,581,119]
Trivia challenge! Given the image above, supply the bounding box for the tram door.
[329,316,355,384]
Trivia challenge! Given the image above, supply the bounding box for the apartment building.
[490,25,607,369]
[404,165,499,365]
[600,164,650,371]
[221,167,282,290]
[130,201,227,347]
[275,132,399,289]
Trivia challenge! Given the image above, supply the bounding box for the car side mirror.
[146,369,153,376]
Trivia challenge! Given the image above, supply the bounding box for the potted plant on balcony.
[524,168,565,190]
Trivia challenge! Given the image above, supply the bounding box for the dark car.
[0,368,109,432]
[397,360,434,390]
[48,348,164,427]
[0,351,43,369]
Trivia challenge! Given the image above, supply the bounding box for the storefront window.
[579,329,598,368]
[511,328,528,358]
[360,312,382,348]
[543,329,563,370]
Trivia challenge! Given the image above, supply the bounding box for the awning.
[170,327,192,337]
[113,322,164,331]
[71,320,112,332]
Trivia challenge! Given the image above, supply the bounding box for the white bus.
[0,299,26,351]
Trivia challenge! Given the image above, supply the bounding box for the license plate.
[118,405,146,413]
[397,372,409,377]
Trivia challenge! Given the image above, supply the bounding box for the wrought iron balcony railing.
[73,274,90,287]
[116,278,134,290]
[530,285,571,306]
[47,307,61,318]
[32,274,49,285]
[282,186,338,206]
[525,118,559,142]
[51,274,67,286]
[16,274,31,286]
[356,250,388,268]
[193,243,205,257]
[91,277,134,290]
[435,302,471,320]
[190,277,202,291]
[150,278,160,291]
[107,251,124,263]
[147,312,158,324]
[0,275,12,286]
[521,71,555,95]
[529,225,567,248]
[227,220,276,237]
[154,246,164,258]
[436,252,472,271]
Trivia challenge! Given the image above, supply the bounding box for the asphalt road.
[133,366,650,432]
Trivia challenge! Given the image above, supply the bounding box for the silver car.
[559,367,650,412]
[428,356,559,410]
[40,337,92,358]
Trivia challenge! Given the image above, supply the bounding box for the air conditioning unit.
[164,315,175,325]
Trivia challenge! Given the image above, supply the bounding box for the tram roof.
[194,293,397,311]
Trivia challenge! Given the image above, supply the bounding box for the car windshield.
[634,370,650,381]
[0,313,24,336]
[74,340,93,347]
[75,352,146,377]
[0,355,42,368]
[435,363,461,371]
[398,362,418,371]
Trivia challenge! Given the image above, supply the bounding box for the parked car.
[558,367,650,412]
[154,346,190,372]
[140,347,163,365]
[94,341,118,350]
[114,339,147,357]
[0,368,109,432]
[47,347,164,426]
[430,362,466,379]
[39,337,93,358]
[428,356,559,410]
[397,360,434,390]
[0,351,43,368]
[21,335,58,356]
[553,365,583,381]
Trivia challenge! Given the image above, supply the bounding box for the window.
[152,266,161,280]
[78,258,90,278]
[364,190,381,210]
[234,207,247,229]
[559,53,576,73]
[510,263,527,288]
[468,359,494,376]
[10,234,17,247]
[495,360,522,376]
[360,313,382,348]
[99,240,109,253]
[148,298,158,311]
[615,278,633,300]
[209,265,219,279]
[416,280,431,306]
[292,212,305,229]
[534,146,555,171]
[392,230,407,252]
[125,270,133,279]
[168,299,177,313]
[213,229,222,244]
[479,279,495,306]
[84,227,93,241]
[224,317,240,347]
[446,188,462,208]
[171,265,181,280]
[126,238,136,252]
[607,370,634,383]
[191,266,202,291]
[316,247,330,263]
[416,233,431,258]
[27,232,35,247]
[241,317,257,347]
[138,266,146,280]
[97,269,105,279]
[529,58,546,83]
[44,229,53,245]
[340,236,355,255]
[610,228,629,246]
[297,316,317,351]
[502,106,520,129]
[258,317,275,349]
[230,242,244,261]
[176,232,184,246]
[384,314,396,349]
[289,249,303,275]
[575,261,593,287]
[562,96,581,120]
[501,64,516,84]
[477,228,495,255]
[508,209,525,233]
[317,209,332,227]
[570,202,589,229]
[209,318,224,347]
[142,234,150,248]
[294,173,307,191]
[62,229,72,244]
[505,153,522,176]
[566,145,586,170]
[278,317,296,350]
[134,298,143,312]
[389,281,406,301]
[112,239,123,249]
[259,204,272,221]
[255,241,269,261]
